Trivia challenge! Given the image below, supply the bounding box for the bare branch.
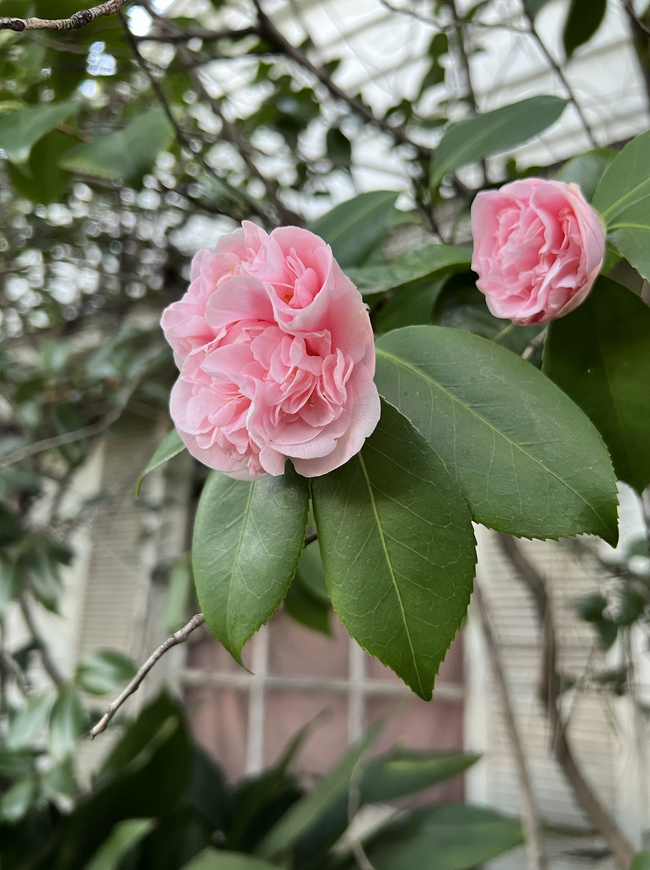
[473,583,548,870]
[522,326,548,361]
[19,594,65,687]
[497,535,636,870]
[134,26,259,43]
[304,531,318,547]
[252,0,431,160]
[1,0,126,32]
[90,613,205,738]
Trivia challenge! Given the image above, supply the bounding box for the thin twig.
[1,0,126,31]
[19,594,65,687]
[522,326,548,361]
[0,373,142,468]
[252,0,431,159]
[497,535,636,870]
[175,42,303,226]
[121,8,281,226]
[134,26,259,43]
[304,531,318,547]
[523,11,598,148]
[473,583,548,870]
[90,613,205,738]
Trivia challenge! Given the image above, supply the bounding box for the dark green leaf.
[60,107,174,188]
[181,849,280,870]
[49,685,85,758]
[135,428,186,497]
[612,586,646,626]
[523,0,552,15]
[430,96,568,186]
[347,245,471,295]
[575,593,606,623]
[312,401,476,699]
[375,326,619,544]
[85,818,157,870]
[0,100,77,163]
[7,129,74,205]
[360,749,480,804]
[6,693,53,750]
[365,803,523,870]
[257,723,382,860]
[0,776,36,825]
[563,0,607,58]
[295,542,329,604]
[308,191,398,268]
[0,504,21,546]
[193,466,309,664]
[374,275,447,334]
[544,278,650,494]
[76,649,137,695]
[592,129,650,282]
[326,127,351,163]
[556,148,616,202]
[284,574,332,636]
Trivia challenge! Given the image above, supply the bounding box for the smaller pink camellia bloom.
[161,222,380,479]
[471,178,605,326]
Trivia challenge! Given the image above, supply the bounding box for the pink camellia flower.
[161,222,380,479]
[471,178,605,326]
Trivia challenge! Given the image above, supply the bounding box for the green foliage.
[593,128,650,282]
[563,0,607,59]
[49,685,85,759]
[430,96,568,186]
[0,100,77,163]
[632,853,650,870]
[85,818,157,870]
[285,542,332,636]
[347,244,471,295]
[312,401,476,700]
[308,191,398,267]
[136,429,187,497]
[192,466,309,664]
[544,277,650,494]
[75,649,137,696]
[164,553,194,634]
[60,107,174,189]
[359,803,524,870]
[555,148,616,202]
[181,851,280,870]
[375,326,619,544]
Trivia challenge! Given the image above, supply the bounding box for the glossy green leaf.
[430,96,568,186]
[556,148,616,202]
[374,275,447,334]
[347,245,471,295]
[135,428,186,497]
[563,0,607,58]
[0,100,77,164]
[375,326,618,544]
[164,552,193,634]
[60,107,174,188]
[181,849,280,870]
[6,693,53,750]
[295,542,329,604]
[76,649,137,696]
[257,722,382,860]
[7,129,74,205]
[49,685,85,759]
[360,749,480,804]
[632,853,650,870]
[312,401,476,699]
[544,277,650,494]
[308,191,398,268]
[85,818,156,870]
[193,466,309,664]
[284,574,332,635]
[365,803,523,870]
[593,129,650,282]
[0,776,36,825]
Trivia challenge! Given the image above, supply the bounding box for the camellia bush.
[1,1,650,868]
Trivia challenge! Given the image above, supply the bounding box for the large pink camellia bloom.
[471,178,605,326]
[161,222,380,479]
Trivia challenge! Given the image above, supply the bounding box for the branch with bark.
[0,0,126,31]
[90,613,205,738]
[496,535,636,870]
